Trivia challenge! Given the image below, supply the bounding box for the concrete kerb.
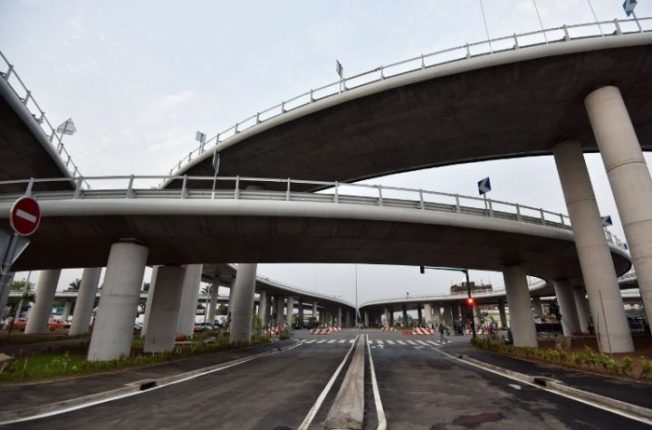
[0,340,300,425]
[435,348,652,424]
[325,336,366,430]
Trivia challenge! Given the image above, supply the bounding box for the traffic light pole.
[420,265,476,338]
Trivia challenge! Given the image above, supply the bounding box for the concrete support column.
[423,303,433,327]
[498,300,507,329]
[452,303,460,325]
[344,310,351,328]
[364,311,369,327]
[276,296,285,325]
[176,264,202,337]
[88,242,148,361]
[25,270,61,334]
[337,307,342,327]
[417,305,423,326]
[503,265,538,348]
[532,297,544,318]
[258,290,269,327]
[69,267,102,336]
[586,86,652,329]
[574,288,591,334]
[554,281,581,337]
[383,307,390,326]
[61,301,72,321]
[389,308,394,326]
[312,302,318,322]
[286,296,295,328]
[433,304,442,326]
[141,266,159,338]
[553,139,633,352]
[144,266,186,353]
[298,300,304,328]
[207,283,219,324]
[402,305,408,326]
[229,264,257,343]
[443,303,454,327]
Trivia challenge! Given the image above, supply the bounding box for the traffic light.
[466,297,475,306]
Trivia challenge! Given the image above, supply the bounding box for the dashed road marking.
[338,339,346,344]
[386,340,396,345]
[397,340,407,345]
[348,339,355,343]
[406,340,417,345]
[327,340,336,344]
[416,340,428,346]
[317,340,326,344]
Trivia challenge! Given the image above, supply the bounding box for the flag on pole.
[623,0,637,17]
[56,118,77,135]
[195,131,206,144]
[335,60,343,79]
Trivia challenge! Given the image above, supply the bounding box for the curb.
[437,349,652,424]
[324,336,365,430]
[0,340,299,424]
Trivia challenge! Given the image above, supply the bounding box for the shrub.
[641,357,652,378]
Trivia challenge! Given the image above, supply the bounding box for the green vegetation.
[470,336,651,379]
[0,333,271,383]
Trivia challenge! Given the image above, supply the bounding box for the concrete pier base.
[144,266,186,353]
[25,270,61,334]
[69,267,101,336]
[503,265,537,348]
[554,281,581,336]
[229,263,257,343]
[176,264,202,338]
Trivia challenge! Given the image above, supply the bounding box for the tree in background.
[10,279,33,292]
[66,279,81,292]
[216,304,228,316]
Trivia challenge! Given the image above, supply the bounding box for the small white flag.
[56,118,77,135]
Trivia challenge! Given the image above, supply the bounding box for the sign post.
[477,176,492,213]
[0,197,40,319]
[623,0,641,31]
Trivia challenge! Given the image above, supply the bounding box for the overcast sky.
[2,0,651,305]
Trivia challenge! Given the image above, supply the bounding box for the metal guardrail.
[0,50,89,188]
[0,175,627,250]
[166,16,651,178]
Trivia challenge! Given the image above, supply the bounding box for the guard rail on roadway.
[0,175,627,251]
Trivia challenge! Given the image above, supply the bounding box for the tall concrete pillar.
[298,300,304,328]
[88,242,148,361]
[61,301,72,321]
[207,282,219,324]
[276,296,285,325]
[554,281,580,337]
[176,264,202,337]
[498,300,507,329]
[69,267,102,336]
[574,288,591,334]
[503,265,537,348]
[312,302,318,322]
[389,308,394,326]
[364,311,369,327]
[258,290,269,327]
[144,266,186,353]
[553,140,633,352]
[586,86,652,329]
[141,266,159,337]
[229,263,257,343]
[443,303,454,327]
[402,305,408,326]
[337,307,342,327]
[532,297,544,318]
[423,303,433,327]
[417,305,423,326]
[383,307,390,326]
[286,296,295,328]
[452,303,461,324]
[433,304,442,326]
[25,270,61,334]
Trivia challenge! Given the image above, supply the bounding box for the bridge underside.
[173,42,652,191]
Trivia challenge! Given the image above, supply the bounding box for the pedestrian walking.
[438,323,447,343]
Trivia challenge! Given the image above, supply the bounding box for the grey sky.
[1,0,651,305]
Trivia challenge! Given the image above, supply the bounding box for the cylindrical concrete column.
[207,283,219,324]
[229,263,257,343]
[69,267,102,336]
[532,297,544,318]
[553,140,633,352]
[144,266,186,353]
[88,242,148,361]
[587,86,652,328]
[503,265,537,347]
[423,303,433,327]
[258,290,269,327]
[312,302,318,322]
[25,270,61,334]
[417,305,423,326]
[61,301,72,321]
[275,296,285,325]
[364,311,369,327]
[297,301,304,328]
[574,287,591,333]
[141,266,159,337]
[433,304,442,326]
[443,303,454,327]
[286,296,295,328]
[337,307,342,327]
[554,281,581,337]
[498,300,507,329]
[176,264,202,338]
[451,303,460,324]
[402,305,408,326]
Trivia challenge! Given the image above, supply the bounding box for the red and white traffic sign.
[9,197,41,236]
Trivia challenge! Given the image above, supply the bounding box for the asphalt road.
[8,329,651,430]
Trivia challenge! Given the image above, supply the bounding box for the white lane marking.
[426,341,437,346]
[386,340,395,345]
[338,339,346,344]
[508,384,522,390]
[397,340,407,345]
[406,340,417,345]
[376,340,384,345]
[431,347,652,427]
[317,340,326,344]
[348,339,355,343]
[298,335,359,430]
[366,335,387,430]
[416,341,428,346]
[1,342,302,425]
[327,340,336,344]
[16,208,37,223]
[368,340,373,345]
[305,340,316,344]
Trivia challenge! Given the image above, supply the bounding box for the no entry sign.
[10,196,41,236]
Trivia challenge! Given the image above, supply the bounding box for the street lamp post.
[419,266,476,338]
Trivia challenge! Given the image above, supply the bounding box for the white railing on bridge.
[166,16,651,178]
[0,50,89,189]
[0,175,627,250]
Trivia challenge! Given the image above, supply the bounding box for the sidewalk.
[0,339,294,414]
[447,342,652,410]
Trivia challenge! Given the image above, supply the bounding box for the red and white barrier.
[412,327,433,335]
[381,326,396,332]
